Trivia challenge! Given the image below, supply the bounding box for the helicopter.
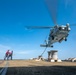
[25,0,75,48]
[25,23,71,47]
[40,23,71,47]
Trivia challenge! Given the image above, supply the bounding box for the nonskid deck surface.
[0,60,76,75]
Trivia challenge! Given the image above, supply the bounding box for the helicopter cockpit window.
[59,27,66,31]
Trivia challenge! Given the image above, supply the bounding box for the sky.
[0,0,76,60]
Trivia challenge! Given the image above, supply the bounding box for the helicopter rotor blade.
[45,0,59,25]
[70,24,76,26]
[58,23,76,26]
[25,26,53,29]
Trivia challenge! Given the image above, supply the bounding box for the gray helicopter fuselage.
[48,25,71,46]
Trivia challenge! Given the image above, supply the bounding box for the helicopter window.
[59,27,66,31]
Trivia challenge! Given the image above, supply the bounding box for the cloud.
[0,44,11,53]
[0,36,10,42]
[14,49,37,54]
[15,51,29,55]
[0,44,11,49]
[13,49,43,57]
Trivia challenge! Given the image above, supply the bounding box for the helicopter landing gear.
[51,45,53,47]
[65,38,67,41]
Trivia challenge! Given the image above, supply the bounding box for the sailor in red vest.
[4,50,10,60]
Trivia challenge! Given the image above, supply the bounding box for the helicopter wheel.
[65,38,67,41]
[51,45,53,47]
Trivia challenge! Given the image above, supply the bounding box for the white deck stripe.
[0,61,9,75]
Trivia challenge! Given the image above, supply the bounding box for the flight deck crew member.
[9,51,13,60]
[4,50,9,60]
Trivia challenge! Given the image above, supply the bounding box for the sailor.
[9,51,13,60]
[4,50,10,60]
